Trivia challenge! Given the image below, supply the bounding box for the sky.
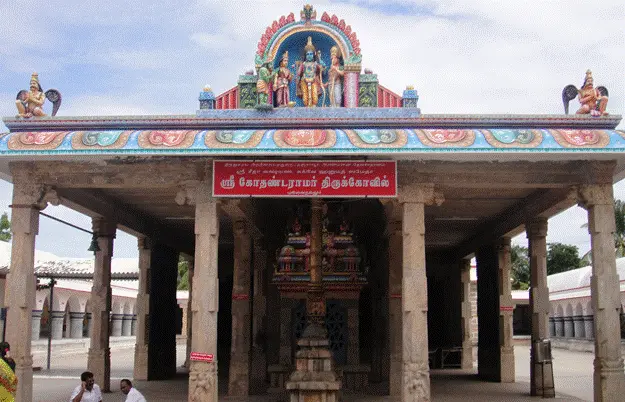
[0,0,624,259]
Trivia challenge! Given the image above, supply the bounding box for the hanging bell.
[88,233,101,253]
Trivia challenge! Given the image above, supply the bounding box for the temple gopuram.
[1,4,625,402]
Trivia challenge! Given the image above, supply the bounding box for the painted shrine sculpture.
[326,46,344,107]
[296,37,326,107]
[274,52,293,107]
[562,70,609,116]
[15,72,62,118]
[256,59,275,108]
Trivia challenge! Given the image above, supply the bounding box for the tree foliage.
[547,242,582,275]
[177,259,190,290]
[511,245,530,290]
[0,212,10,242]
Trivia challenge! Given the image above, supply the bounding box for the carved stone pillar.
[87,217,116,393]
[184,259,194,368]
[70,312,85,339]
[5,177,56,402]
[31,310,42,341]
[563,317,574,338]
[476,244,501,382]
[111,313,123,337]
[250,237,268,394]
[579,184,625,400]
[188,178,219,402]
[497,238,515,382]
[527,218,554,396]
[584,315,595,339]
[460,259,473,369]
[573,316,585,338]
[554,317,564,337]
[134,237,150,380]
[400,185,442,402]
[385,203,402,396]
[228,220,252,396]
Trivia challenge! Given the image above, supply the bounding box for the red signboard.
[190,352,214,362]
[213,160,397,198]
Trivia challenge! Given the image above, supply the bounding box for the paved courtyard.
[33,344,594,401]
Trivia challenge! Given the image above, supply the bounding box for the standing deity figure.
[327,46,344,107]
[256,59,276,106]
[296,36,325,107]
[576,70,608,116]
[274,52,293,107]
[16,72,46,117]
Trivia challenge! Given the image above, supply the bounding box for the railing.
[377,84,402,108]
[216,86,239,109]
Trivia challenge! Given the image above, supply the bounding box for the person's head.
[120,379,132,394]
[80,371,95,391]
[306,50,314,62]
[0,342,9,358]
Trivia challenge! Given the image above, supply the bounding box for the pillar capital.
[233,220,249,237]
[137,236,151,251]
[577,184,614,210]
[92,217,117,238]
[496,236,512,250]
[175,180,201,206]
[526,218,548,238]
[398,183,444,206]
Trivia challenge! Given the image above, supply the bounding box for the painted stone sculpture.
[274,52,293,107]
[296,36,325,107]
[326,46,344,107]
[15,72,62,117]
[256,59,275,108]
[562,70,608,116]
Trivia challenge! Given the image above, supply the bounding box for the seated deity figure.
[576,70,608,116]
[326,46,344,107]
[16,72,46,117]
[296,37,325,107]
[274,52,293,107]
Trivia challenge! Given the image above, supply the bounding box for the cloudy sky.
[0,0,624,258]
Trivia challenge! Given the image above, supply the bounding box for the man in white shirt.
[70,371,102,402]
[120,379,147,402]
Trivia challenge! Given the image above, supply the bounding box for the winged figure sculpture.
[562,70,608,116]
[15,72,62,117]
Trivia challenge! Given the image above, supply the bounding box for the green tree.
[511,245,530,290]
[547,242,582,275]
[177,259,190,290]
[0,212,10,242]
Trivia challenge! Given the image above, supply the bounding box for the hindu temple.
[1,4,624,402]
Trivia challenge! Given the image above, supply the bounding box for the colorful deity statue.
[326,46,344,107]
[16,72,46,117]
[256,58,276,107]
[274,52,293,107]
[296,36,325,107]
[576,70,608,116]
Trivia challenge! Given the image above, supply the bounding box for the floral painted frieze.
[481,129,543,148]
[414,129,475,147]
[137,130,198,148]
[72,131,131,149]
[205,130,265,148]
[344,129,408,148]
[8,131,68,150]
[550,129,610,148]
[274,129,337,148]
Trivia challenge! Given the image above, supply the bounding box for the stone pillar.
[85,313,92,338]
[188,178,219,402]
[131,314,137,336]
[111,313,124,337]
[70,312,85,339]
[573,316,585,338]
[527,218,554,397]
[184,259,194,368]
[554,317,564,337]
[385,208,403,396]
[347,301,360,365]
[400,185,441,402]
[564,317,574,338]
[497,237,515,382]
[122,314,132,336]
[476,244,501,382]
[134,237,150,380]
[584,315,595,339]
[5,179,48,402]
[579,184,625,400]
[87,217,116,393]
[31,310,42,341]
[460,259,473,369]
[228,220,252,396]
[250,237,268,394]
[549,317,555,337]
[50,311,65,340]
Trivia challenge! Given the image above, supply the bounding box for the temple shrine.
[1,4,625,402]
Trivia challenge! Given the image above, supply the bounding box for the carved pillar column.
[133,237,150,380]
[228,220,252,396]
[188,178,219,402]
[87,217,116,393]
[343,64,361,108]
[400,185,442,402]
[385,203,403,396]
[579,184,625,400]
[250,237,268,394]
[4,178,54,401]
[460,259,473,369]
[497,237,515,382]
[527,218,554,396]
[31,310,42,341]
[184,259,194,368]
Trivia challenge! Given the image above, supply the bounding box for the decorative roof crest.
[300,4,317,22]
